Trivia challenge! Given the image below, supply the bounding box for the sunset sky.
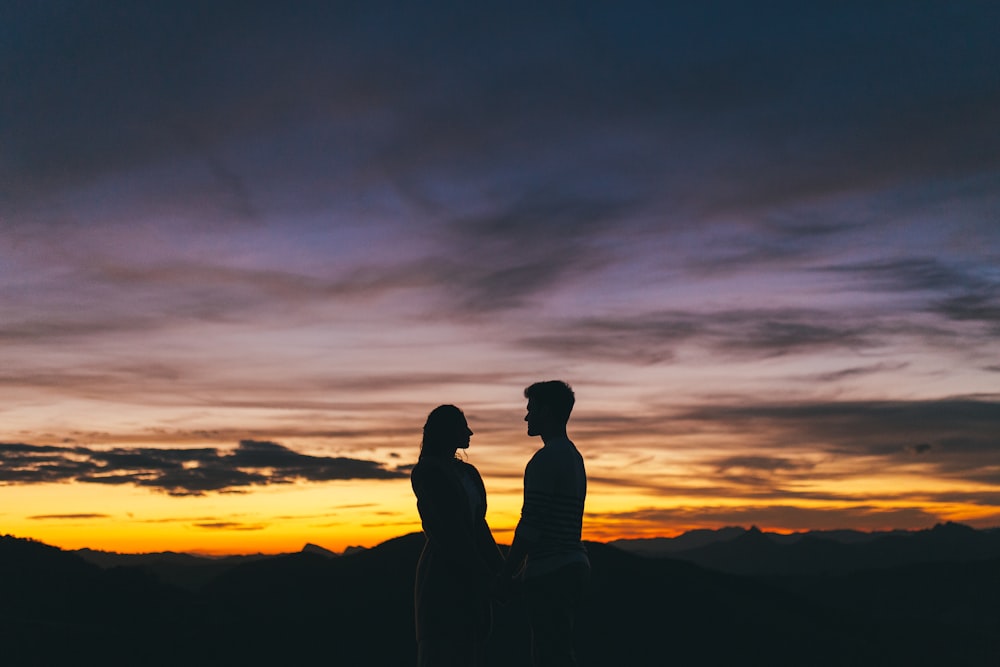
[3,1,999,555]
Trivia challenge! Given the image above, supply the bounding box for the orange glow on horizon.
[6,478,998,556]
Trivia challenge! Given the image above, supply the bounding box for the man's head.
[524,380,575,438]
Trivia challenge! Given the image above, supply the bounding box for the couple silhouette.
[411,380,589,667]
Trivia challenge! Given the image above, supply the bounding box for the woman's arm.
[412,463,496,581]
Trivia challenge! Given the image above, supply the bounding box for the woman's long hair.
[420,404,466,459]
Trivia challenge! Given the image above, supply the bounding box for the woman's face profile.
[455,416,473,450]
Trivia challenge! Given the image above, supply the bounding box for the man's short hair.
[524,380,575,425]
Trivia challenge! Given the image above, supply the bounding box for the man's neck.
[540,429,568,446]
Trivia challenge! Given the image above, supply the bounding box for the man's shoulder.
[527,443,557,467]
[539,437,580,459]
[527,438,582,472]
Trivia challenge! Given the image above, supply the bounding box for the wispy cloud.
[517,308,899,364]
[672,398,1000,486]
[797,362,910,384]
[193,521,268,531]
[820,257,992,294]
[933,291,1000,330]
[675,397,1000,450]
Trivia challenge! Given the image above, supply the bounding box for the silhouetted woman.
[411,404,504,667]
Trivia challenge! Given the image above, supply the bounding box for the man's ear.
[537,404,554,424]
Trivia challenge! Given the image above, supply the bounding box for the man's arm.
[499,522,537,579]
[499,451,549,579]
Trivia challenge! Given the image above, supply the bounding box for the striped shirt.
[516,436,589,578]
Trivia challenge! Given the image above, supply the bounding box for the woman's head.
[421,404,473,458]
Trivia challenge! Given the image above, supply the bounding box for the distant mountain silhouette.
[301,542,338,557]
[341,544,368,555]
[74,546,270,591]
[614,522,1000,575]
[3,528,1000,666]
[609,525,746,554]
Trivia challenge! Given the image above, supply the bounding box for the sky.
[2,1,999,555]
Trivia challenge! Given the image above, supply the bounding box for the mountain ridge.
[611,521,1000,575]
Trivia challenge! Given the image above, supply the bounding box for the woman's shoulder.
[411,457,438,477]
[411,459,447,497]
[454,461,486,490]
[415,457,482,481]
[412,456,459,479]
[454,458,482,475]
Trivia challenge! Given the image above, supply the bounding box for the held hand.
[490,573,513,605]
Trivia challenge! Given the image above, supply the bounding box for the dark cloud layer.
[822,257,992,295]
[576,397,1000,509]
[5,1,999,217]
[3,2,998,332]
[677,398,1000,489]
[0,440,406,496]
[676,398,1000,452]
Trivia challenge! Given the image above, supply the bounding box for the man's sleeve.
[518,449,583,544]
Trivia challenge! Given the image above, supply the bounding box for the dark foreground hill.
[2,532,999,666]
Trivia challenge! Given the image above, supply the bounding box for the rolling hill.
[2,527,999,666]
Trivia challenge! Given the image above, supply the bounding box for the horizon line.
[8,520,999,558]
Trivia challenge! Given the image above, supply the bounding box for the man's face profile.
[525,399,544,437]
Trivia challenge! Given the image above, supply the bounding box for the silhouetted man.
[500,380,589,667]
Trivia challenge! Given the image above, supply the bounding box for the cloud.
[425,189,632,314]
[573,396,1000,514]
[516,307,894,364]
[3,3,997,355]
[0,440,406,496]
[28,513,111,520]
[140,515,229,524]
[815,257,1000,338]
[713,456,814,473]
[8,2,998,222]
[590,504,946,533]
[933,290,1000,329]
[820,257,991,295]
[0,317,162,345]
[676,397,1000,450]
[193,522,268,531]
[680,219,863,277]
[672,398,1000,484]
[517,316,694,365]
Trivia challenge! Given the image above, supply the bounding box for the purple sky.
[2,1,999,550]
